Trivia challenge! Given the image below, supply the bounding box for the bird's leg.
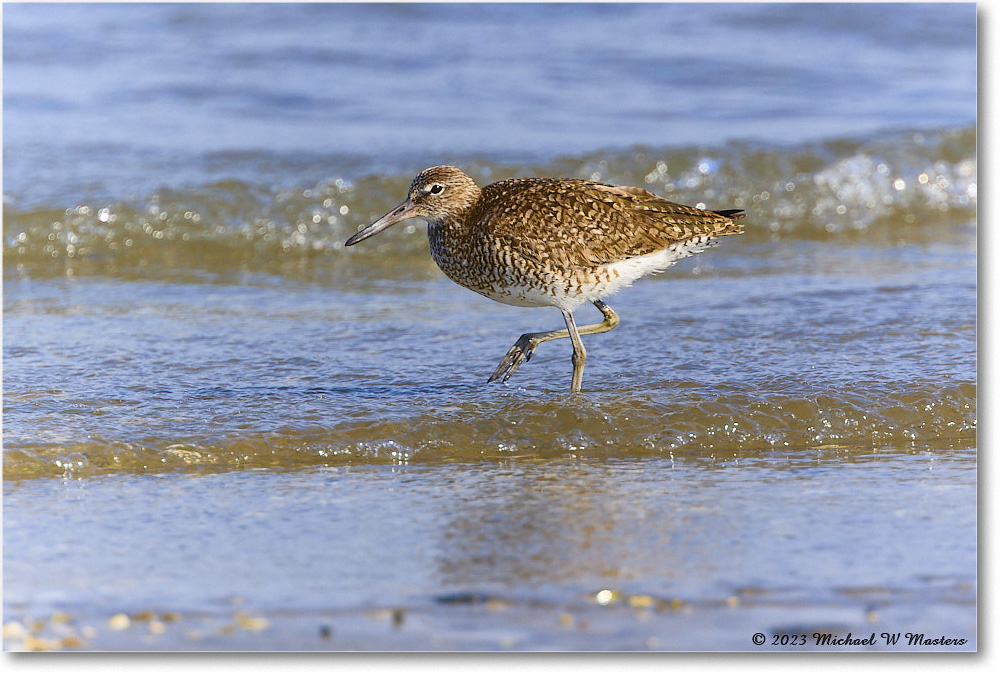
[562,309,587,393]
[589,299,621,334]
[487,300,620,386]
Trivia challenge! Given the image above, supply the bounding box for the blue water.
[3,2,977,204]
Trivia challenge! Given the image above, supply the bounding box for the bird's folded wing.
[479,180,743,270]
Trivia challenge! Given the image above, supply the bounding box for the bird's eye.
[429,184,444,195]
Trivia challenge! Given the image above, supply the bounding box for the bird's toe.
[487,336,538,384]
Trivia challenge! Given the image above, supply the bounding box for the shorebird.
[345,166,745,392]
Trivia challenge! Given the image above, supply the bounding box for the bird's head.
[345,166,481,246]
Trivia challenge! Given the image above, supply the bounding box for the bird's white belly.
[601,236,716,290]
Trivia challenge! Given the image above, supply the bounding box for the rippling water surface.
[3,3,976,651]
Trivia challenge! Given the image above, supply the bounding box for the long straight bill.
[345,199,418,246]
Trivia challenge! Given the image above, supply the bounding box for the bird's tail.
[711,209,746,235]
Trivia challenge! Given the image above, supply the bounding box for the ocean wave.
[3,125,976,281]
[3,379,976,481]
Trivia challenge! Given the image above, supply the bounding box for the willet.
[346,166,745,392]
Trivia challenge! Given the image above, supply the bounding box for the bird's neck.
[427,209,472,237]
[426,213,474,265]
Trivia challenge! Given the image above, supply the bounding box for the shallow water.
[2,2,977,651]
[1,240,977,479]
[3,453,976,650]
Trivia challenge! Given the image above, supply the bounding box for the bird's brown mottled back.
[468,177,744,269]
